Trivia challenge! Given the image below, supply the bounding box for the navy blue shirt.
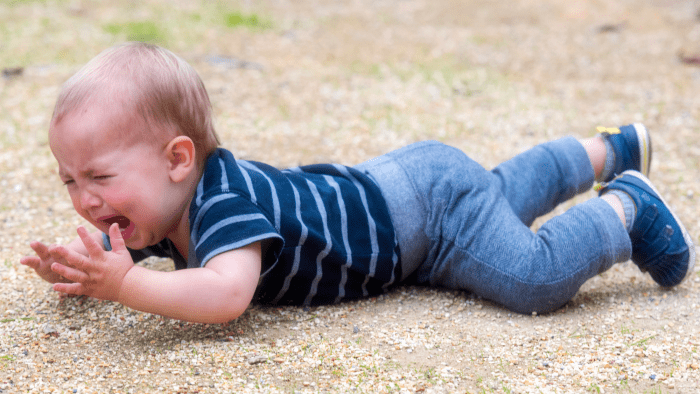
[112,148,401,306]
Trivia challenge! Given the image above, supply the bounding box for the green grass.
[629,335,656,348]
[0,2,274,67]
[104,21,165,44]
[223,11,272,29]
[1,317,36,323]
[0,354,16,367]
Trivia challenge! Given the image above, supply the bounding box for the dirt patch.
[2,0,700,392]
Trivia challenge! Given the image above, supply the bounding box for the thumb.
[108,222,127,252]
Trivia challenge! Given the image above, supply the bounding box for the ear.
[164,136,196,183]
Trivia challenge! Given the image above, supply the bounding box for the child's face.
[49,104,188,250]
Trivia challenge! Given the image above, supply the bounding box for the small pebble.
[247,355,267,365]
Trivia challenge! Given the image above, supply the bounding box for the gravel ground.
[2,0,700,392]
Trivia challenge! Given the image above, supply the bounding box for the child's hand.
[20,241,72,284]
[49,223,134,302]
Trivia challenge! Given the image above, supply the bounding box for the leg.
[493,123,651,227]
[490,136,596,227]
[365,141,632,314]
[433,153,631,313]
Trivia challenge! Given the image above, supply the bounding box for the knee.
[496,280,577,315]
[402,141,482,179]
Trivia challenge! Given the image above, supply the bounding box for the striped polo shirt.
[118,148,401,306]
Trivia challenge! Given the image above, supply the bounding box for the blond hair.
[51,42,220,168]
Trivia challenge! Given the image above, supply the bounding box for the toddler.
[21,42,695,323]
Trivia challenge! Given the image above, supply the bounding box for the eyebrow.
[58,167,97,179]
[57,167,68,178]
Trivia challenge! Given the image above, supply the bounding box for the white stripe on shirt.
[334,164,378,297]
[237,163,256,204]
[191,193,240,245]
[239,161,281,231]
[200,233,281,268]
[383,246,399,289]
[303,179,332,306]
[196,213,268,249]
[218,158,230,193]
[196,174,205,207]
[325,175,352,303]
[272,182,308,303]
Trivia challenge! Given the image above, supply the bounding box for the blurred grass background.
[0,0,517,167]
[2,0,700,170]
[1,0,273,66]
[0,0,280,150]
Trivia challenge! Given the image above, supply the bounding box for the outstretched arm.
[49,223,262,324]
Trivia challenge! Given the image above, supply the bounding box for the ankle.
[598,137,616,182]
[581,135,608,181]
[601,190,636,232]
[601,193,627,228]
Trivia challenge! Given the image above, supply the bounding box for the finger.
[49,244,90,271]
[48,245,71,266]
[107,222,127,252]
[20,256,40,270]
[51,262,89,283]
[76,225,105,258]
[51,264,88,284]
[29,241,52,261]
[53,282,86,296]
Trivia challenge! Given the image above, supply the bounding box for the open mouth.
[102,215,131,231]
[99,215,136,240]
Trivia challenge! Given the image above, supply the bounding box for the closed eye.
[89,174,115,183]
[61,175,111,185]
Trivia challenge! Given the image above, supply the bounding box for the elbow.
[207,307,246,324]
[180,306,245,325]
[173,292,250,324]
[205,290,253,324]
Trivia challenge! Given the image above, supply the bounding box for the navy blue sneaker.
[598,123,652,182]
[599,170,695,287]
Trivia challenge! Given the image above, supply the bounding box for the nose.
[78,187,102,210]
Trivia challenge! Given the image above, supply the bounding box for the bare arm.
[49,223,262,324]
[116,243,261,323]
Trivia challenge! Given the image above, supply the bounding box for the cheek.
[67,190,83,212]
[103,186,158,219]
[100,183,141,207]
[101,190,130,206]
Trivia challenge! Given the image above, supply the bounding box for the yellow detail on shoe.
[596,126,621,134]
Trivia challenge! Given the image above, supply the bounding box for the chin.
[124,234,161,250]
[122,234,146,249]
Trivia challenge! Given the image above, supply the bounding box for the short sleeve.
[189,192,284,271]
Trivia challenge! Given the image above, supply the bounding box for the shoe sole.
[623,170,696,286]
[631,123,652,177]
